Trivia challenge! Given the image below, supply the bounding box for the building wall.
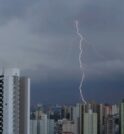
[30,120,37,134]
[38,117,47,134]
[62,120,75,134]
[3,69,20,134]
[73,104,81,134]
[120,102,124,134]
[30,118,55,134]
[83,110,97,134]
[0,68,30,134]
[19,77,30,134]
[0,75,4,134]
[47,119,55,134]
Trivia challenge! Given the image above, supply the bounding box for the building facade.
[62,119,75,134]
[83,110,97,134]
[120,100,124,134]
[0,68,30,134]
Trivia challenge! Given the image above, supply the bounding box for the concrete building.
[0,68,30,134]
[31,112,48,134]
[19,77,30,134]
[30,120,37,134]
[106,115,115,134]
[120,100,124,134]
[83,109,97,134]
[62,119,75,134]
[112,104,119,115]
[73,103,82,134]
[30,118,55,134]
[37,114,48,134]
[47,119,55,134]
[104,114,119,134]
[97,104,105,134]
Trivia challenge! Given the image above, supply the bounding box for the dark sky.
[0,0,124,105]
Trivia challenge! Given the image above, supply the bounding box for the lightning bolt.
[75,20,87,104]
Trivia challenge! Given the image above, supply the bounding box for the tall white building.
[47,119,55,134]
[62,119,75,134]
[30,120,38,134]
[30,115,55,134]
[37,114,48,134]
[0,68,30,134]
[83,109,97,134]
[73,103,82,134]
[120,100,124,134]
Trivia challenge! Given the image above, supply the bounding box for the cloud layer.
[0,0,124,104]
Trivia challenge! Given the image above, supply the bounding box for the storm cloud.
[0,0,124,104]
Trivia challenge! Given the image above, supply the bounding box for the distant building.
[73,103,83,134]
[30,112,55,134]
[112,104,119,115]
[38,114,48,134]
[30,120,37,134]
[97,104,105,134]
[99,104,119,134]
[47,119,55,134]
[19,77,30,134]
[0,68,30,134]
[106,115,115,134]
[62,119,75,134]
[61,106,73,120]
[120,99,124,134]
[83,109,97,134]
[55,120,63,134]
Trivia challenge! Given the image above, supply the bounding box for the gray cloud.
[0,0,124,104]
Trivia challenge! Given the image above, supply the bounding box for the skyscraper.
[73,103,82,134]
[120,99,124,134]
[62,119,75,134]
[83,109,97,134]
[30,114,56,134]
[19,77,30,134]
[0,68,30,134]
[47,119,55,134]
[30,120,37,134]
[97,104,104,134]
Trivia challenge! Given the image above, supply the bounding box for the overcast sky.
[0,0,124,105]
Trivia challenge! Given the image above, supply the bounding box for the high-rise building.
[120,99,124,134]
[30,115,55,134]
[97,104,104,134]
[31,118,48,134]
[47,119,55,134]
[62,119,75,134]
[37,114,48,134]
[106,115,115,134]
[73,103,82,134]
[19,77,30,134]
[30,120,37,134]
[112,104,119,115]
[73,103,95,134]
[61,105,73,120]
[0,68,30,134]
[83,109,97,134]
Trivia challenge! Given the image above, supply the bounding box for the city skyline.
[30,100,123,134]
[0,0,124,104]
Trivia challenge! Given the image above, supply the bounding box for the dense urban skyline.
[30,100,124,134]
[0,0,124,104]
